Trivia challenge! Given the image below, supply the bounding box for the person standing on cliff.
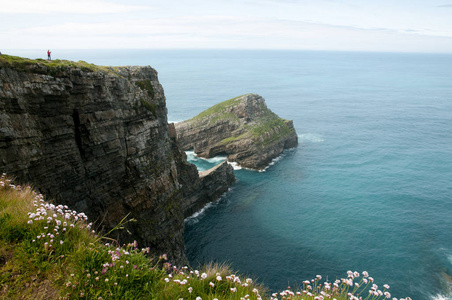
[47,50,51,60]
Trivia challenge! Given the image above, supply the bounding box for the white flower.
[201,272,207,279]
[216,275,222,281]
[188,287,193,293]
[209,282,215,287]
[230,287,237,293]
[196,297,202,300]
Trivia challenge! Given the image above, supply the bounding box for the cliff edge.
[175,94,298,170]
[0,55,235,265]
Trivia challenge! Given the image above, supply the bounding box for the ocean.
[9,49,452,299]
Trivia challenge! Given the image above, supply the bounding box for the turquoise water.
[10,49,452,299]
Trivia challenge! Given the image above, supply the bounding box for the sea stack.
[175,94,298,170]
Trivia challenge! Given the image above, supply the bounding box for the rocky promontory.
[175,94,298,170]
[0,55,235,266]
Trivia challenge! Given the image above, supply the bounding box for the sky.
[2,0,452,53]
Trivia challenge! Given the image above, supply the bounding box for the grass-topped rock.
[175,94,298,170]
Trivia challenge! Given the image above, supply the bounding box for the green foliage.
[135,80,155,97]
[139,98,158,117]
[191,95,245,121]
[248,112,294,147]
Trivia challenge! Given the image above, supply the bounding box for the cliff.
[0,55,235,266]
[175,94,298,170]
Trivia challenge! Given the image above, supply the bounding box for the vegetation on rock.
[175,94,299,170]
[0,54,121,76]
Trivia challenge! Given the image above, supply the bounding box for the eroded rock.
[175,94,298,170]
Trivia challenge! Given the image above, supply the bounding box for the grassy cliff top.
[0,54,121,75]
[190,94,247,121]
[182,94,295,147]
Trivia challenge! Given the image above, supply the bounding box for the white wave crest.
[185,151,227,164]
[260,154,284,172]
[184,188,233,224]
[203,156,227,164]
[299,133,324,143]
[228,161,242,170]
[184,202,214,224]
[431,294,452,300]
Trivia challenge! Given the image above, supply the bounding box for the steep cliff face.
[175,94,298,170]
[0,55,234,266]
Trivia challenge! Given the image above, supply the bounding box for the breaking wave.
[299,133,324,143]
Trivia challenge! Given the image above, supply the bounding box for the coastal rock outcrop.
[175,94,298,170]
[0,55,235,266]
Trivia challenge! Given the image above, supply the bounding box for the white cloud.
[1,0,152,14]
[4,15,452,52]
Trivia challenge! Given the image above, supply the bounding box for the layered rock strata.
[0,55,235,266]
[175,94,298,170]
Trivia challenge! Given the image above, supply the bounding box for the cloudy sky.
[2,0,452,52]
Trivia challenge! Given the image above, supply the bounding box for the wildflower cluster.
[161,263,264,300]
[61,240,165,299]
[0,173,17,189]
[26,191,94,256]
[272,271,411,300]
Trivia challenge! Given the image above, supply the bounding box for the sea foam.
[299,133,324,143]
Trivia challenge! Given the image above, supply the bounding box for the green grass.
[139,98,158,117]
[190,95,246,122]
[0,54,121,76]
[135,80,155,98]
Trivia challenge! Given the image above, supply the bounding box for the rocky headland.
[175,94,298,170]
[0,55,235,265]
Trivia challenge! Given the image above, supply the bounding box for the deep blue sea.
[9,49,452,299]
